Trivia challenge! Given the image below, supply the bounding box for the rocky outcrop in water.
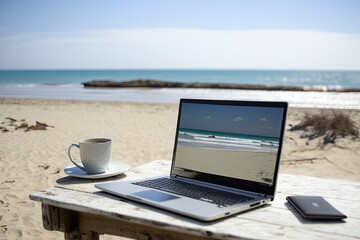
[82,79,360,92]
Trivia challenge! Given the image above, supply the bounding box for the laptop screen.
[171,99,288,197]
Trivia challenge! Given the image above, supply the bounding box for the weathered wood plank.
[55,160,169,193]
[277,174,360,201]
[42,203,54,230]
[42,204,100,240]
[55,160,360,200]
[31,186,360,240]
[64,230,99,240]
[78,212,219,240]
[30,160,360,240]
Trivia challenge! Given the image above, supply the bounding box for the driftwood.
[1,117,54,133]
[26,121,54,131]
[82,79,360,92]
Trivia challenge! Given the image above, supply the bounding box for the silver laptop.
[96,99,288,221]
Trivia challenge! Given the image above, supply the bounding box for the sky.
[179,103,284,138]
[0,0,360,70]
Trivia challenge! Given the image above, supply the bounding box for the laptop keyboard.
[133,178,254,207]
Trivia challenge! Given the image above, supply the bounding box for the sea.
[178,128,279,152]
[0,69,360,108]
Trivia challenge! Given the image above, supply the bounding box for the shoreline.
[1,84,360,109]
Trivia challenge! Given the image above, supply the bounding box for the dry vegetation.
[0,117,54,133]
[290,110,359,144]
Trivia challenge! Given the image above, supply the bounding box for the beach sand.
[0,98,359,239]
[175,145,277,184]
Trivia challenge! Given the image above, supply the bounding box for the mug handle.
[68,144,87,172]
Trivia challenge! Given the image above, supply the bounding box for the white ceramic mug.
[68,138,112,174]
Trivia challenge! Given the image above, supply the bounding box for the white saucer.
[64,162,129,179]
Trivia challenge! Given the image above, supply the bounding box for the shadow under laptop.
[284,202,347,224]
[93,190,271,225]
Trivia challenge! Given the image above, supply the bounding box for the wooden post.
[41,204,99,240]
[64,230,99,240]
[42,204,59,230]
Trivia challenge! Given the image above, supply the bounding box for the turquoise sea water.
[1,69,360,88]
[179,128,279,142]
[0,70,360,108]
[178,128,279,152]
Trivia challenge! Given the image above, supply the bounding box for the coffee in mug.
[68,138,112,174]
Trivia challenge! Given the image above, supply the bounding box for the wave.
[178,131,279,152]
[1,83,360,109]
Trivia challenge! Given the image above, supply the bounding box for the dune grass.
[290,110,359,144]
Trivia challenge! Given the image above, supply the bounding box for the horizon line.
[1,68,360,72]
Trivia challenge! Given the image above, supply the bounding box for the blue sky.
[0,0,359,69]
[180,103,284,138]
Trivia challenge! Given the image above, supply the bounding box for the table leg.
[41,204,99,240]
[64,230,99,240]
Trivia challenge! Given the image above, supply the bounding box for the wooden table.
[29,160,360,240]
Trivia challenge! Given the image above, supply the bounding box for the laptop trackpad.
[133,190,180,202]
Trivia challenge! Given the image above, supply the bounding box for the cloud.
[204,116,211,119]
[260,118,267,121]
[1,28,360,69]
[233,117,243,121]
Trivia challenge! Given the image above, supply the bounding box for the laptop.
[96,99,288,221]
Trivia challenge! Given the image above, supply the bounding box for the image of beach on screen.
[174,103,284,184]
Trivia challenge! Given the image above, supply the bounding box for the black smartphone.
[286,196,347,220]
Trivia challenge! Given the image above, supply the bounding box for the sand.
[0,98,359,239]
[175,145,277,184]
